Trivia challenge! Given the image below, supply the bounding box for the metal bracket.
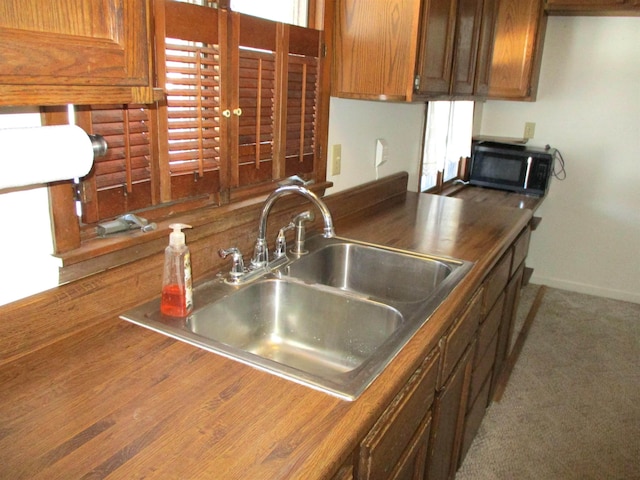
[96,213,157,237]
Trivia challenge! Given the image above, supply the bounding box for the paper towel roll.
[0,125,95,190]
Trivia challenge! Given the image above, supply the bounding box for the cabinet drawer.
[358,349,440,480]
[482,249,513,314]
[439,289,483,389]
[511,225,531,276]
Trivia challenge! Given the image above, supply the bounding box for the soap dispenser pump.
[160,223,193,317]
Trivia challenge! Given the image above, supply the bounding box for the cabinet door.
[489,0,547,100]
[426,344,474,480]
[492,262,524,393]
[450,0,484,95]
[473,0,499,95]
[389,412,433,480]
[358,350,440,480]
[0,0,152,106]
[415,0,458,95]
[333,0,423,101]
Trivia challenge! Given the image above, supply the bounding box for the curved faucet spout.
[251,185,335,269]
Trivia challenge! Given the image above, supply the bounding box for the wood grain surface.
[0,174,533,479]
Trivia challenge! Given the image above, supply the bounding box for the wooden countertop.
[0,189,533,479]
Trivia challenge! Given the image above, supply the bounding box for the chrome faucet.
[251,185,335,269]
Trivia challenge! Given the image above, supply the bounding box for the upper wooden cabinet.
[545,0,640,14]
[0,0,153,106]
[333,0,498,102]
[417,0,498,97]
[488,0,548,101]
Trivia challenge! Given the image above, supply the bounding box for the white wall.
[326,97,426,194]
[478,16,640,303]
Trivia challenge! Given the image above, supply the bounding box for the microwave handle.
[524,156,533,189]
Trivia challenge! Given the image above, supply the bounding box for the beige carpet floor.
[456,285,640,480]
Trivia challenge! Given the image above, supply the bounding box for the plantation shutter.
[156,0,226,205]
[81,104,154,224]
[232,14,278,189]
[284,25,321,177]
[231,13,323,193]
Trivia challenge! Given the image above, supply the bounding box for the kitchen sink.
[285,237,456,304]
[120,236,473,400]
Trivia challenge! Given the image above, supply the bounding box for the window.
[47,0,327,262]
[230,0,308,26]
[420,101,474,192]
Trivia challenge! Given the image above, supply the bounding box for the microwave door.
[523,156,533,189]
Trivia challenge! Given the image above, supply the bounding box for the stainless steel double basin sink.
[121,236,473,400]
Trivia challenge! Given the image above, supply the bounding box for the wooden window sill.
[56,181,332,284]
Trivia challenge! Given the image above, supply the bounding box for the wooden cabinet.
[489,0,548,100]
[426,290,481,480]
[331,204,537,480]
[418,0,499,97]
[414,0,458,96]
[0,0,153,106]
[427,343,474,480]
[333,0,498,101]
[356,349,440,479]
[545,0,640,14]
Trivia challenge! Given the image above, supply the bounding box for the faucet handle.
[218,247,245,281]
[274,222,296,259]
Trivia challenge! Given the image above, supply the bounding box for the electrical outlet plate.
[524,122,536,139]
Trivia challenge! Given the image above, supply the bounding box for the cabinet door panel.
[358,350,439,480]
[474,0,498,95]
[451,0,484,95]
[390,412,432,480]
[440,289,482,388]
[427,344,474,480]
[334,0,422,100]
[416,0,458,95]
[0,0,151,105]
[489,0,546,100]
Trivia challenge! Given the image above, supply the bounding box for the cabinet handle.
[233,108,243,116]
[222,109,231,118]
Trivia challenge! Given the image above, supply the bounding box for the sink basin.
[285,237,455,304]
[122,277,405,399]
[190,278,403,379]
[120,236,473,400]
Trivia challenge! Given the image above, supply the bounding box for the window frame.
[46,0,330,278]
[419,100,474,194]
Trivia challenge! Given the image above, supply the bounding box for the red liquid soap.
[161,283,190,317]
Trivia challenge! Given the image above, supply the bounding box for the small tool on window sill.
[278,175,314,187]
[96,213,157,237]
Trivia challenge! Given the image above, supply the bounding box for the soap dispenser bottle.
[160,223,193,317]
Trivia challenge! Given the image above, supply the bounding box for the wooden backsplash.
[0,173,409,366]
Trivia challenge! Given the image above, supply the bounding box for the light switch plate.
[331,144,341,176]
[524,122,536,139]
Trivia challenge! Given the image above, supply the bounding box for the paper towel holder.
[88,134,108,158]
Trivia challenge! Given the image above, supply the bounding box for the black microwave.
[469,142,555,196]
